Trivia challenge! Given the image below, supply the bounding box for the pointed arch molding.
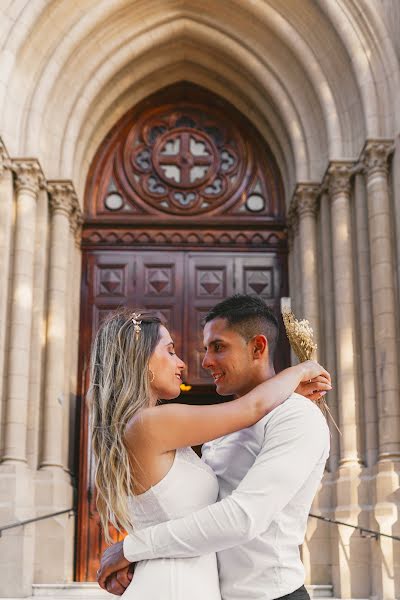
[2,0,399,199]
[83,84,286,249]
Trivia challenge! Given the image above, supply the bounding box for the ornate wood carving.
[82,227,286,248]
[85,84,284,226]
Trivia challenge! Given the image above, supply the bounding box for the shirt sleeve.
[123,400,330,561]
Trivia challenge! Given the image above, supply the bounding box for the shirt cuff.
[123,530,155,562]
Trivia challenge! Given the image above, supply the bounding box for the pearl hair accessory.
[131,313,142,339]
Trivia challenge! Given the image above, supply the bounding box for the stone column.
[287,203,299,340]
[362,140,399,461]
[328,162,368,600]
[353,172,378,467]
[0,159,43,597]
[63,199,83,471]
[0,140,13,454]
[319,190,339,471]
[40,182,75,470]
[295,183,320,351]
[34,182,76,585]
[3,160,43,463]
[328,163,361,467]
[27,187,49,469]
[288,204,302,317]
[361,140,399,600]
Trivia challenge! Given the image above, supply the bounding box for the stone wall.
[289,142,400,600]
[0,143,83,596]
[1,1,400,598]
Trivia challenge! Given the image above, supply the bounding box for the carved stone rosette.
[294,183,320,218]
[12,159,44,197]
[361,139,394,177]
[327,162,353,197]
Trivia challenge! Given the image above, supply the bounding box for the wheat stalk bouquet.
[281,306,340,434]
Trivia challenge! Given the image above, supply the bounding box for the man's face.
[202,317,258,397]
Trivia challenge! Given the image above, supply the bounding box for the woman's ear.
[252,335,268,359]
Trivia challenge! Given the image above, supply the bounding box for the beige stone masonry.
[27,187,50,470]
[63,199,83,471]
[361,139,399,461]
[353,173,378,467]
[3,159,44,463]
[41,181,77,470]
[0,139,13,458]
[327,162,361,468]
[294,183,321,352]
[318,190,339,472]
[287,205,302,317]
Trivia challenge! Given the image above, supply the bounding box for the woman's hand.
[295,375,332,402]
[97,540,130,590]
[294,361,332,402]
[298,360,331,384]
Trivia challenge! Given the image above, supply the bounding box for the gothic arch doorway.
[76,83,289,580]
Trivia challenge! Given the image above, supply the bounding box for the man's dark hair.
[204,294,279,363]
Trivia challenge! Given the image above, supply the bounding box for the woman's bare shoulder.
[124,405,163,449]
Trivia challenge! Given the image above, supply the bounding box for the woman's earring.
[149,369,155,383]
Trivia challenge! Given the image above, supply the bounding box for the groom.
[97,294,331,600]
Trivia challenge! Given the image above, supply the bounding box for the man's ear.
[251,335,268,360]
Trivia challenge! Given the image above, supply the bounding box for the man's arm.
[123,400,329,562]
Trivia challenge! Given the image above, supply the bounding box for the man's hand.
[105,564,134,596]
[97,540,130,590]
[295,375,332,402]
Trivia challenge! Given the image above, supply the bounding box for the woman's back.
[124,446,222,599]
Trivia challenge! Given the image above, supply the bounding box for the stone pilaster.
[0,140,13,457]
[287,203,302,317]
[361,140,399,461]
[34,182,77,585]
[318,190,339,472]
[3,160,43,463]
[328,162,361,468]
[294,183,320,352]
[27,186,50,469]
[361,140,399,600]
[327,162,367,600]
[63,198,83,471]
[0,158,43,597]
[353,172,378,467]
[41,181,76,470]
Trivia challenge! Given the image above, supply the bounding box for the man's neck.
[233,365,276,399]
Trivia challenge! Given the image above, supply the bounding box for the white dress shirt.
[124,394,330,599]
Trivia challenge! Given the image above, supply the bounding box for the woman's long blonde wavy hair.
[88,308,161,542]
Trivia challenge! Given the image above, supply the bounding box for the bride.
[89,308,330,599]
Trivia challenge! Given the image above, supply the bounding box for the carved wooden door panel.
[133,252,184,356]
[186,252,288,384]
[185,254,236,384]
[76,250,184,581]
[77,248,288,579]
[234,254,289,373]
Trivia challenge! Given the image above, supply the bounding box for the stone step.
[1,582,339,599]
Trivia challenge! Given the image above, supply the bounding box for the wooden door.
[76,248,289,580]
[76,83,289,579]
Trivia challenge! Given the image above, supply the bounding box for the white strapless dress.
[123,446,222,599]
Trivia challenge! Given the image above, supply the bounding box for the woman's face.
[148,325,185,401]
